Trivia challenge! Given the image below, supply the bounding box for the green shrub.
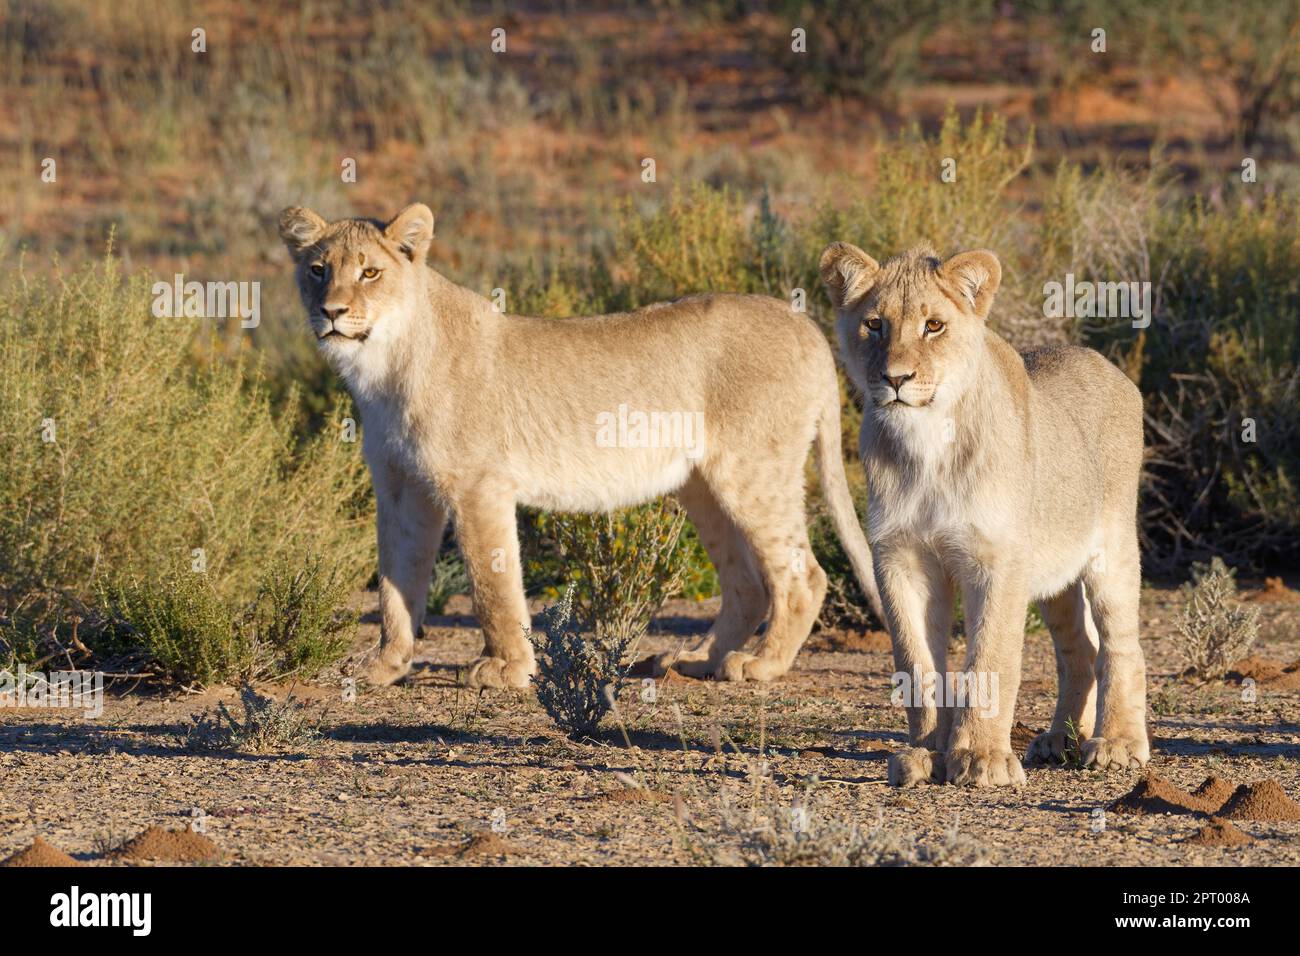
[0,254,371,674]
[542,498,690,645]
[1133,196,1300,570]
[244,554,357,680]
[100,553,357,685]
[614,182,770,305]
[99,566,244,685]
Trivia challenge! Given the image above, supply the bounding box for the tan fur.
[821,242,1149,787]
[278,204,883,689]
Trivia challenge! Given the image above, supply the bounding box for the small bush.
[100,553,357,685]
[1174,557,1260,680]
[183,683,320,754]
[528,585,636,740]
[244,554,357,680]
[613,183,772,305]
[543,498,689,646]
[100,567,248,686]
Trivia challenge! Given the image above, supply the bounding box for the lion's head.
[278,203,435,360]
[819,242,1001,413]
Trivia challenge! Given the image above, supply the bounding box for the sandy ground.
[2,583,1297,867]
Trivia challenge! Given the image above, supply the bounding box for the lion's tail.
[814,397,884,622]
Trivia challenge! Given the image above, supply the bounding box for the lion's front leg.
[454,481,535,690]
[944,567,1028,787]
[368,465,447,686]
[878,541,953,787]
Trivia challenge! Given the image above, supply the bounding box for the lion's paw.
[1081,735,1149,771]
[946,748,1027,787]
[650,649,715,679]
[888,748,943,788]
[1026,730,1071,764]
[463,656,534,690]
[718,651,785,683]
[365,654,412,687]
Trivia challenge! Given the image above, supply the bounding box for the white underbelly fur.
[513,449,693,513]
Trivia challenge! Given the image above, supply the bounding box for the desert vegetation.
[1,0,1298,870]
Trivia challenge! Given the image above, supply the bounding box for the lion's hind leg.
[1080,522,1149,771]
[1027,579,1099,765]
[650,475,768,679]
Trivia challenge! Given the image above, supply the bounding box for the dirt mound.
[1246,577,1300,603]
[808,629,893,654]
[1,836,82,867]
[1191,775,1236,808]
[1186,817,1254,847]
[112,826,221,862]
[1218,780,1300,822]
[1109,773,1222,815]
[1225,655,1300,689]
[420,831,514,860]
[1113,772,1300,822]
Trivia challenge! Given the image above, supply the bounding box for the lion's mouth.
[318,328,368,343]
[877,395,934,409]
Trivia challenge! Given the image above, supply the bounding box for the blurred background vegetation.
[2,0,1298,682]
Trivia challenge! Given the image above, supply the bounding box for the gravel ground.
[2,583,1297,866]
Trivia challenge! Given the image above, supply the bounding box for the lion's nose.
[321,304,349,320]
[884,371,916,391]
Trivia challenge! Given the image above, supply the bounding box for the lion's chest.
[863,422,1020,557]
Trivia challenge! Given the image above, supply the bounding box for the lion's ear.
[938,249,1001,320]
[385,203,435,263]
[819,242,880,311]
[278,207,328,260]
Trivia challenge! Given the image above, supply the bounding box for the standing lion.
[821,241,1149,787]
[278,203,883,690]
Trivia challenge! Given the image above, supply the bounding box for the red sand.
[112,826,221,862]
[1,836,82,867]
[1186,817,1254,847]
[1218,780,1300,822]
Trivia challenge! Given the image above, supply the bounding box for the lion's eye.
[864,317,883,333]
[924,319,945,335]
[361,267,380,280]
[310,263,325,279]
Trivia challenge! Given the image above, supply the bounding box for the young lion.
[278,203,883,689]
[820,242,1149,787]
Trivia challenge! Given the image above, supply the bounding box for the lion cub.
[820,242,1149,787]
[278,203,883,689]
